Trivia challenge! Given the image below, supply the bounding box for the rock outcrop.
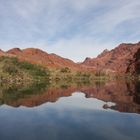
[82,42,140,74]
[127,48,140,75]
[0,49,5,56]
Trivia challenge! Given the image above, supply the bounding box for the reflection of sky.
[0,92,116,111]
[0,92,140,140]
[45,92,116,111]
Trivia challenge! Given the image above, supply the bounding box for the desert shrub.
[33,66,50,77]
[60,67,71,73]
[76,71,82,77]
[0,56,50,80]
[18,61,34,70]
[16,60,50,78]
[2,65,18,75]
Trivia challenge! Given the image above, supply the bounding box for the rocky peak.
[7,48,22,54]
[134,48,140,61]
[4,47,83,70]
[126,48,140,74]
[82,41,140,74]
[0,49,5,55]
[22,48,48,55]
[85,57,92,61]
[0,49,4,53]
[98,49,109,57]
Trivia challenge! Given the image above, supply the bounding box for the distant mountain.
[82,42,140,74]
[0,49,6,56]
[6,48,83,70]
[1,41,140,75]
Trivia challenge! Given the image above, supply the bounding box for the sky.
[0,0,140,62]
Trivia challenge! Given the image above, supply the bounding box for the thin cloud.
[0,0,140,61]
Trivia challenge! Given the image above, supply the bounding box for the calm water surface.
[0,81,140,140]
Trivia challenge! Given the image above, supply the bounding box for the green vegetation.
[49,67,111,84]
[0,77,106,106]
[0,81,49,106]
[60,67,71,73]
[0,56,50,85]
[1,56,139,108]
[0,57,112,86]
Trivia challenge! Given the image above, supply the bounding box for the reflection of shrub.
[60,67,71,73]
[75,71,91,81]
[76,72,91,78]
[64,75,72,82]
[61,84,69,89]
[2,82,48,99]
[76,72,82,77]
[95,71,106,77]
[82,73,91,78]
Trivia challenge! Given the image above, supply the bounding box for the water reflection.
[0,81,140,140]
[0,80,140,114]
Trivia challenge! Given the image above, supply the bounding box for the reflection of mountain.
[1,87,76,107]
[81,81,140,113]
[0,81,140,113]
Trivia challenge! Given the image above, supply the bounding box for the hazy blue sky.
[0,0,140,61]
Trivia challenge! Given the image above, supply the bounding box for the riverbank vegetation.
[0,56,50,85]
[49,67,112,84]
[0,56,139,86]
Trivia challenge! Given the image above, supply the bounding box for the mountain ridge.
[82,42,140,74]
[0,41,140,74]
[1,47,88,71]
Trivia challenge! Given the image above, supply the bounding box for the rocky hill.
[127,48,140,75]
[5,48,88,71]
[82,42,140,74]
[1,42,140,75]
